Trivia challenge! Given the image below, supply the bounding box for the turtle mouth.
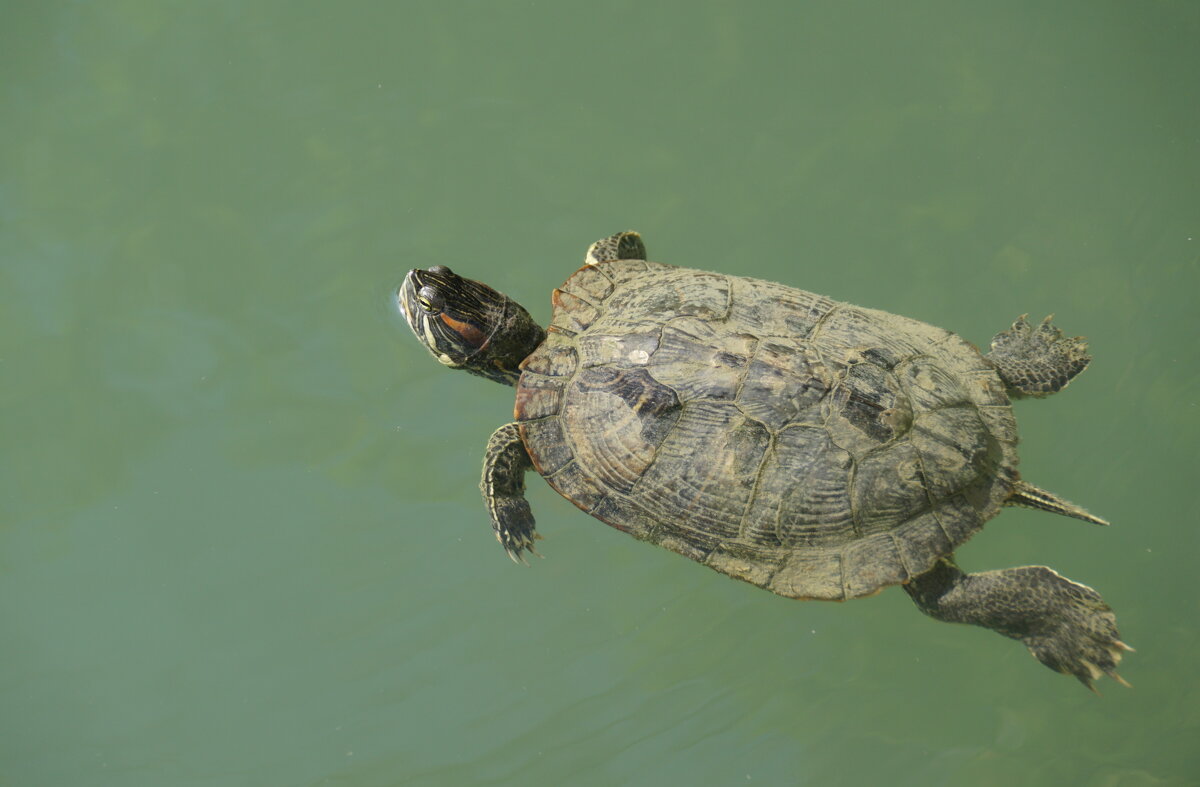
[399,270,445,349]
[397,269,419,324]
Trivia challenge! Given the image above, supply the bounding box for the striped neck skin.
[399,266,545,386]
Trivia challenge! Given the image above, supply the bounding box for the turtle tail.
[1005,480,1110,526]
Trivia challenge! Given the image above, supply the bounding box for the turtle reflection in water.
[398,231,1131,690]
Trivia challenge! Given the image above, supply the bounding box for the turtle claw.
[1021,581,1132,692]
[1106,670,1132,689]
[496,522,540,565]
[483,422,542,566]
[1045,636,1132,692]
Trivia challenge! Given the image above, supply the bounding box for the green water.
[3,3,1198,785]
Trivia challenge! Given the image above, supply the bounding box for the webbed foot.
[905,559,1131,690]
[491,493,541,565]
[585,231,646,265]
[1013,567,1132,691]
[482,422,542,564]
[986,314,1091,397]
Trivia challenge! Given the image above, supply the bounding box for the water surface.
[3,2,1198,785]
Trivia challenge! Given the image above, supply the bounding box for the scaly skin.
[481,422,539,563]
[905,558,1131,690]
[987,314,1091,398]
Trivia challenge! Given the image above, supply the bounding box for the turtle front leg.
[585,231,646,265]
[904,559,1132,690]
[481,422,540,564]
[985,314,1091,397]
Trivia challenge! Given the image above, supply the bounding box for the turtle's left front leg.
[482,422,540,564]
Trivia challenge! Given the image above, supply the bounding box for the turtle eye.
[428,265,453,276]
[416,286,443,314]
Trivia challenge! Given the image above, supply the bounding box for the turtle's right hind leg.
[986,314,1091,398]
[904,558,1132,691]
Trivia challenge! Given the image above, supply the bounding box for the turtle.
[398,231,1131,690]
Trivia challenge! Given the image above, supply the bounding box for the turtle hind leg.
[986,314,1091,398]
[904,559,1132,691]
[585,231,646,265]
[481,422,541,564]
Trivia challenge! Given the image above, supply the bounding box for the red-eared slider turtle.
[398,231,1130,689]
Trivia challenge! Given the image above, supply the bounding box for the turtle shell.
[514,260,1019,600]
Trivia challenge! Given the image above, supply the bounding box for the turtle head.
[399,265,545,386]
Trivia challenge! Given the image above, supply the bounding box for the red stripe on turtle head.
[439,312,490,349]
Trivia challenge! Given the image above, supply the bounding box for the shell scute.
[892,510,953,579]
[911,406,1002,500]
[825,362,911,458]
[518,333,577,377]
[577,331,661,369]
[931,494,985,543]
[735,340,828,431]
[550,288,600,333]
[772,550,845,601]
[728,277,836,338]
[603,270,729,323]
[851,443,930,535]
[559,263,614,301]
[564,366,681,493]
[704,548,779,588]
[589,494,661,541]
[543,460,607,515]
[840,534,909,597]
[898,358,970,412]
[519,417,573,476]
[630,402,769,545]
[649,318,756,401]
[513,374,564,421]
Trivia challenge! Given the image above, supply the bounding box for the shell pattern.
[515,260,1019,600]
